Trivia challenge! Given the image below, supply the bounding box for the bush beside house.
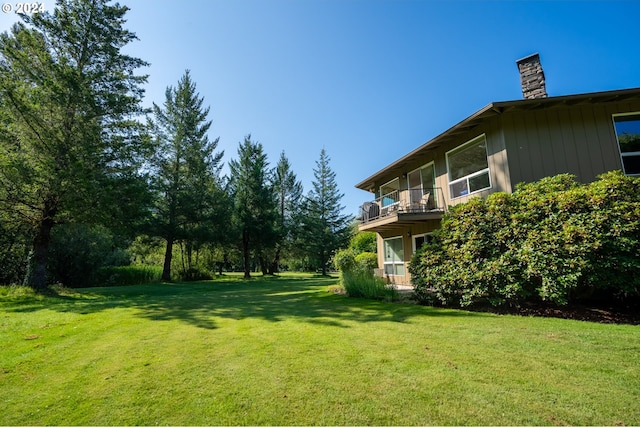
[409,171,640,307]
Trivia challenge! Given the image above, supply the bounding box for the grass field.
[1,273,639,425]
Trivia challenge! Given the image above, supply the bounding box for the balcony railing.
[359,187,445,223]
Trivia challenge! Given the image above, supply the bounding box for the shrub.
[341,269,395,300]
[95,265,163,287]
[334,248,396,300]
[354,252,378,271]
[349,231,377,253]
[48,224,130,288]
[409,171,640,307]
[333,249,357,272]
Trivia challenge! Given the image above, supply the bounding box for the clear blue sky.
[2,1,640,216]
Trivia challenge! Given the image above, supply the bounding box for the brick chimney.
[516,53,547,99]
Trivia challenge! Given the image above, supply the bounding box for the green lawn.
[1,273,639,425]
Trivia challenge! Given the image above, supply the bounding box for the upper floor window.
[613,113,640,176]
[446,134,491,198]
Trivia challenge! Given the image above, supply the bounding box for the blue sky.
[2,1,640,216]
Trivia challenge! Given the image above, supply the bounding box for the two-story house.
[356,53,640,285]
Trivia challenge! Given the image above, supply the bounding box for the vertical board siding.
[503,99,640,187]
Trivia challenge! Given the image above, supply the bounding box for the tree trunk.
[259,255,268,275]
[24,215,55,290]
[162,236,174,281]
[269,248,281,275]
[242,229,251,280]
[320,250,327,276]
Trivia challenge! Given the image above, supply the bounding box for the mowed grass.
[1,273,639,426]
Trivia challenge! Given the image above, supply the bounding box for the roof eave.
[355,87,640,191]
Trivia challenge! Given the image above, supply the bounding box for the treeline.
[0,0,352,289]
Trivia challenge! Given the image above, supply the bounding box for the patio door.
[408,163,435,206]
[383,236,404,276]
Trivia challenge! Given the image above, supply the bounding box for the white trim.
[412,232,434,253]
[380,177,400,207]
[446,134,492,199]
[383,236,405,276]
[612,112,640,176]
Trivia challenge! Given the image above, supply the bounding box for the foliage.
[298,149,352,275]
[269,151,304,273]
[334,248,391,300]
[47,224,130,288]
[148,70,227,281]
[354,251,378,271]
[0,210,30,285]
[409,171,640,307]
[94,265,162,287]
[340,269,394,300]
[0,0,149,289]
[349,229,377,253]
[228,135,278,279]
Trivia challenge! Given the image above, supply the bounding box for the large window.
[446,135,491,198]
[383,237,404,276]
[613,113,640,176]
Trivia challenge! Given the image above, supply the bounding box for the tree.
[0,0,149,290]
[228,135,277,279]
[269,151,303,273]
[148,70,226,281]
[300,149,352,275]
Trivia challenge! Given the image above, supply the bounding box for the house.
[356,53,640,285]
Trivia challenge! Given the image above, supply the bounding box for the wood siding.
[502,100,640,186]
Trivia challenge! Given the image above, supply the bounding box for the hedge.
[408,171,640,307]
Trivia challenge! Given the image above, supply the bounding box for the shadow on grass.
[1,275,492,330]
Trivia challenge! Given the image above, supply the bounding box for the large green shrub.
[409,171,640,307]
[349,231,377,253]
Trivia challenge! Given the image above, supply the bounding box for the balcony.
[358,188,446,232]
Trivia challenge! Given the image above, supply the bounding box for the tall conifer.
[148,70,225,281]
[300,149,352,275]
[0,0,149,289]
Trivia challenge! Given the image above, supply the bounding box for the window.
[380,178,400,207]
[383,237,404,276]
[613,113,640,176]
[408,163,436,208]
[413,233,434,252]
[446,135,491,198]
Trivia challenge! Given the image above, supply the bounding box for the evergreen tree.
[148,70,226,281]
[228,135,277,279]
[0,0,149,290]
[270,151,303,273]
[300,149,352,275]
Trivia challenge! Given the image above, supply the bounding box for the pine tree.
[0,0,149,289]
[228,136,277,279]
[270,151,303,273]
[300,149,352,275]
[148,70,226,281]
